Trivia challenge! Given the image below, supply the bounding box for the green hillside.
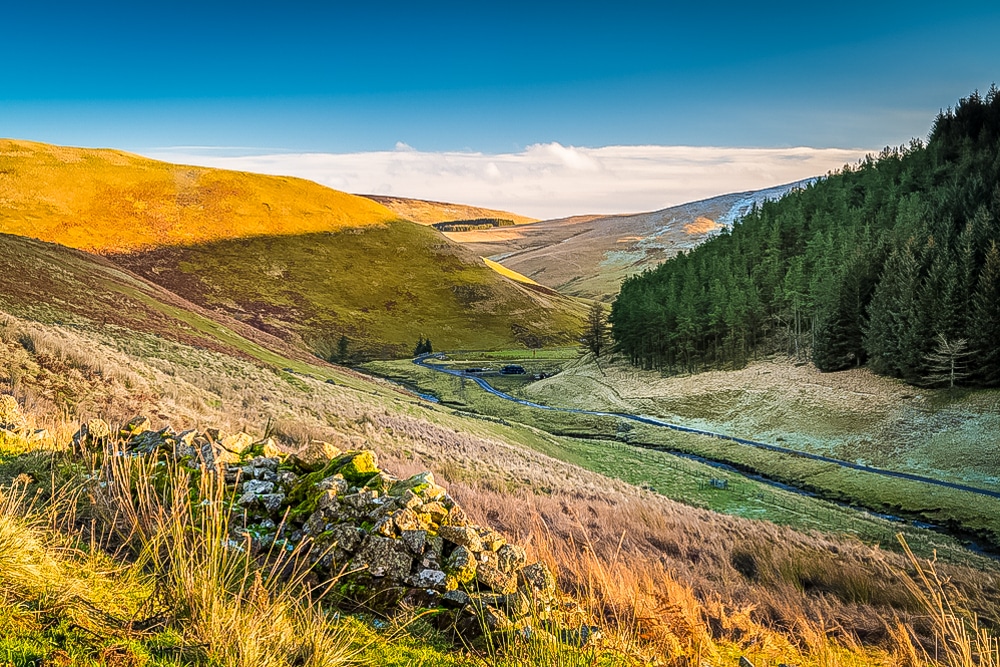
[115,222,588,360]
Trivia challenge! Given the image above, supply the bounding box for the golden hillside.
[361,194,538,225]
[0,139,398,253]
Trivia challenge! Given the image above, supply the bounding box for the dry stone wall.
[75,415,596,644]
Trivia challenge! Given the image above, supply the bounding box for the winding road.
[413,355,1000,501]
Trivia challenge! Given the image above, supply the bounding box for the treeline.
[431,218,516,232]
[609,88,1000,387]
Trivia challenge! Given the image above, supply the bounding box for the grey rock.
[351,535,414,579]
[518,562,556,597]
[445,545,477,584]
[496,544,527,573]
[400,529,427,555]
[242,479,275,495]
[260,493,285,514]
[409,568,448,590]
[439,525,483,552]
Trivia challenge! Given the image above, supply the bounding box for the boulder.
[119,416,150,438]
[336,450,379,484]
[439,525,483,552]
[445,545,477,585]
[496,544,527,573]
[73,418,112,449]
[292,440,342,471]
[352,535,414,579]
[518,562,556,598]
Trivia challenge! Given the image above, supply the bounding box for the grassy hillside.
[361,194,538,226]
[0,139,586,357]
[0,138,397,253]
[116,223,588,359]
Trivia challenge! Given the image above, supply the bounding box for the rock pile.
[88,416,595,644]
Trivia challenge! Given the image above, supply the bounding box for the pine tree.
[969,241,1000,385]
[583,302,608,357]
[922,334,972,388]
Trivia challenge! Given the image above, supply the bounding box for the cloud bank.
[144,143,874,220]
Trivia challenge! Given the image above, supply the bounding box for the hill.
[610,88,1000,386]
[359,194,538,226]
[0,139,397,253]
[0,140,586,358]
[450,182,810,301]
[115,223,588,359]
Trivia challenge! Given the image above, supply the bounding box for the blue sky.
[4,0,998,152]
[3,1,998,215]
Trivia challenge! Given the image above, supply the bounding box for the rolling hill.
[359,194,538,226]
[115,223,587,358]
[0,139,586,358]
[452,181,812,300]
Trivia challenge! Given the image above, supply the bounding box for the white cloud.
[144,142,874,219]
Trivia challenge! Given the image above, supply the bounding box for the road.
[413,354,1000,501]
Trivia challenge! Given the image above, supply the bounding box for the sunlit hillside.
[0,140,588,357]
[0,139,398,253]
[361,194,538,226]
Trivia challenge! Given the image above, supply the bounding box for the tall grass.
[87,445,354,667]
[896,535,1000,667]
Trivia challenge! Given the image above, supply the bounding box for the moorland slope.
[3,238,1000,666]
[0,140,587,358]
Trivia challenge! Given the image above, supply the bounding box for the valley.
[2,123,999,667]
[365,351,1000,558]
[446,181,810,300]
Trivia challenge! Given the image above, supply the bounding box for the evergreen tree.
[970,242,1000,385]
[923,334,972,388]
[582,302,608,357]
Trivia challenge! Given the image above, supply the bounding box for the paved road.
[413,355,1000,501]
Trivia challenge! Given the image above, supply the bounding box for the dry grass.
[86,445,354,667]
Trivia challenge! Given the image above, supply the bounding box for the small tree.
[337,335,350,363]
[582,303,608,357]
[923,333,971,388]
[413,337,433,357]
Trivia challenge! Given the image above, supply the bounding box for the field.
[525,355,1000,492]
[363,356,1000,562]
